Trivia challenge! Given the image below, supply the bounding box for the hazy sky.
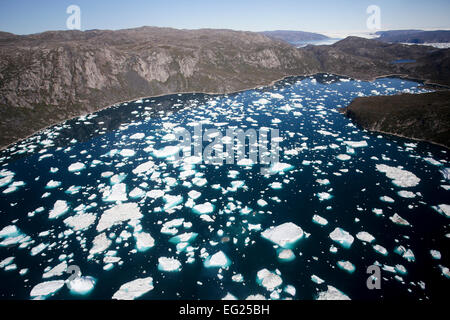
[1,0,449,35]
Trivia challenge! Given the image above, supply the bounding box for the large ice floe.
[97,203,142,232]
[375,164,420,188]
[261,222,304,248]
[112,277,154,300]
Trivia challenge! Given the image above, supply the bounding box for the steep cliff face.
[342,91,450,148]
[0,27,323,148]
[1,28,450,149]
[0,27,320,111]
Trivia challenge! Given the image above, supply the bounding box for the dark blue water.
[0,74,448,300]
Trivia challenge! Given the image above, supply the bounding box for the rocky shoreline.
[342,90,450,148]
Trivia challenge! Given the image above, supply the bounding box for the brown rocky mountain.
[342,91,450,148]
[0,27,449,149]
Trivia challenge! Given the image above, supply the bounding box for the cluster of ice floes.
[0,75,448,300]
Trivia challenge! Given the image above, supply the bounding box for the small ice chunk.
[356,231,375,243]
[329,228,354,249]
[256,269,282,291]
[312,215,328,225]
[337,260,356,273]
[68,162,86,172]
[311,275,324,284]
[67,276,96,295]
[204,251,231,268]
[158,257,182,272]
[389,213,410,226]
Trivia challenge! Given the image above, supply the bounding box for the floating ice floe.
[389,213,410,226]
[397,190,416,198]
[257,199,268,207]
[269,163,294,174]
[64,212,96,231]
[130,133,145,140]
[112,277,154,300]
[312,215,328,226]
[68,162,86,172]
[97,203,142,232]
[102,183,128,202]
[337,261,356,273]
[134,232,155,252]
[380,196,395,203]
[317,192,333,201]
[89,233,112,256]
[256,269,282,291]
[67,276,96,295]
[163,194,183,211]
[356,231,375,243]
[49,200,70,219]
[430,250,441,260]
[153,146,180,158]
[158,257,182,272]
[119,149,135,157]
[373,244,388,256]
[0,257,15,268]
[30,280,65,299]
[394,246,415,262]
[192,202,214,215]
[344,141,368,148]
[329,228,354,249]
[204,251,231,268]
[277,249,295,262]
[169,232,198,244]
[336,154,351,161]
[45,180,61,189]
[261,222,303,248]
[42,261,68,279]
[376,164,420,188]
[316,285,350,300]
[431,204,450,218]
[132,161,155,175]
[269,182,283,190]
[311,275,325,284]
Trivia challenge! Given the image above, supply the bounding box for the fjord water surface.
[0,74,448,300]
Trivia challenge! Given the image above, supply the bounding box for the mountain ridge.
[1,27,450,149]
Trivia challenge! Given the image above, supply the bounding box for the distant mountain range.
[376,30,450,44]
[0,27,449,149]
[260,30,329,43]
